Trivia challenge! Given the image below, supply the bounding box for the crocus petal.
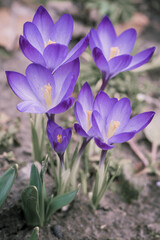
[94,91,109,115]
[48,97,74,114]
[108,98,131,133]
[53,128,72,153]
[92,48,109,80]
[50,14,73,46]
[23,22,44,54]
[26,63,55,106]
[97,16,117,58]
[17,101,45,113]
[63,128,72,140]
[43,43,68,71]
[74,101,87,130]
[94,137,114,150]
[47,121,72,154]
[123,111,155,133]
[74,123,89,138]
[94,91,117,119]
[78,82,94,112]
[123,47,155,71]
[32,6,54,44]
[47,120,60,147]
[108,131,136,144]
[48,125,62,142]
[64,36,89,64]
[92,111,104,139]
[6,71,36,101]
[53,137,68,154]
[115,28,137,54]
[19,36,46,66]
[58,74,75,103]
[89,29,102,52]
[108,54,132,78]
[53,59,80,96]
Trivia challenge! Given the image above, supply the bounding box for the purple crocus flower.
[92,92,155,150]
[47,120,72,156]
[74,82,155,150]
[6,59,79,114]
[19,6,88,72]
[89,16,155,89]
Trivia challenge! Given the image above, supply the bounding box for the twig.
[151,143,157,163]
[128,139,148,167]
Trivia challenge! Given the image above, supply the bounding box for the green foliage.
[45,188,78,222]
[91,158,119,209]
[118,173,139,203]
[22,162,78,227]
[0,164,18,209]
[144,0,160,15]
[22,186,42,226]
[29,227,39,240]
[72,0,135,24]
[30,114,46,163]
[0,117,20,149]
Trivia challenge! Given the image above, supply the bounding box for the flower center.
[57,134,63,144]
[87,110,92,131]
[109,47,120,60]
[107,120,120,139]
[41,83,52,108]
[45,40,56,48]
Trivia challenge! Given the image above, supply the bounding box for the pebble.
[50,224,62,239]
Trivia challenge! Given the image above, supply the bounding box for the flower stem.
[46,113,55,122]
[76,137,92,161]
[59,153,65,172]
[99,150,108,167]
[70,137,92,190]
[99,73,109,91]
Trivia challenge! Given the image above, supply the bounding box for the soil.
[0,1,160,240]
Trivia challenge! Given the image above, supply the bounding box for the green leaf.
[0,164,18,209]
[21,186,41,227]
[29,164,44,225]
[91,170,99,206]
[29,227,39,240]
[30,114,46,163]
[70,143,79,169]
[31,118,41,162]
[144,111,160,146]
[45,189,78,222]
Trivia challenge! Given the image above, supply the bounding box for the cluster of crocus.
[74,82,155,151]
[6,5,155,208]
[6,6,88,160]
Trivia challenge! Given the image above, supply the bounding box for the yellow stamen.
[109,47,120,60]
[45,40,56,48]
[87,110,92,131]
[57,134,63,144]
[41,83,52,108]
[107,120,120,139]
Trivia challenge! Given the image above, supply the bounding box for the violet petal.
[32,6,54,44]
